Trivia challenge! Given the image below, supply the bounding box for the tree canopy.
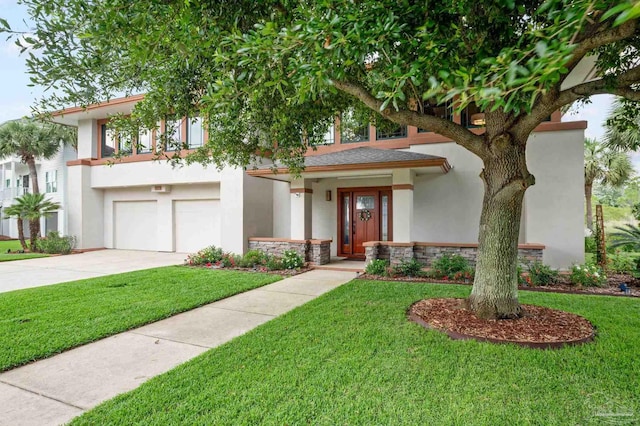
[2,1,639,169]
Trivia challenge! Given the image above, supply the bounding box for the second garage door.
[114,201,158,251]
[174,199,220,253]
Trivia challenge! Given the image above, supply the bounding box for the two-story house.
[0,143,77,239]
[51,91,585,269]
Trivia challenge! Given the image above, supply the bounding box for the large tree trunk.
[29,219,39,252]
[468,134,534,320]
[16,218,28,251]
[585,183,593,232]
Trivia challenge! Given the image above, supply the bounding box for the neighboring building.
[51,93,585,269]
[0,143,77,239]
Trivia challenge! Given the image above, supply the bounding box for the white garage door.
[114,201,158,251]
[174,199,220,253]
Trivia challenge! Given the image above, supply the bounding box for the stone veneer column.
[392,169,414,242]
[290,178,313,240]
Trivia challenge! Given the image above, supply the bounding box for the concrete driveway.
[0,250,187,293]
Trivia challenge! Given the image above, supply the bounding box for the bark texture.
[16,218,27,251]
[468,133,534,319]
[29,219,39,252]
[26,156,42,241]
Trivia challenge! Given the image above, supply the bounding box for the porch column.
[290,178,312,240]
[392,169,414,242]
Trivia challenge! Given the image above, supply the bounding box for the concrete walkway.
[0,269,356,426]
[0,250,186,293]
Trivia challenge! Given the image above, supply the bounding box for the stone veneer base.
[248,238,332,265]
[364,242,544,268]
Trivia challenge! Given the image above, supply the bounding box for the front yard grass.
[0,267,280,371]
[0,240,49,262]
[74,280,639,425]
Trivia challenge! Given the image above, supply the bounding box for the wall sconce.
[326,190,332,201]
[470,113,486,126]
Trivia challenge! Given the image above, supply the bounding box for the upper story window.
[45,170,58,193]
[376,124,407,140]
[163,117,184,151]
[323,123,335,145]
[418,100,453,133]
[460,103,485,128]
[5,178,9,188]
[137,129,153,153]
[187,116,204,149]
[100,124,117,158]
[340,111,369,143]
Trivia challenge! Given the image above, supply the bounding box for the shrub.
[570,264,607,287]
[219,253,241,268]
[266,256,284,271]
[36,232,76,255]
[584,236,596,254]
[431,254,471,279]
[525,261,559,286]
[365,259,388,276]
[517,264,527,286]
[393,258,423,277]
[607,252,636,274]
[282,249,304,269]
[451,268,474,282]
[240,249,269,268]
[185,245,224,266]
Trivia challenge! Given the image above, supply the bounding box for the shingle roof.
[254,147,446,170]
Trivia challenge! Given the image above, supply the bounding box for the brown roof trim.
[392,184,414,191]
[52,94,145,117]
[247,158,451,177]
[290,188,313,194]
[67,159,95,166]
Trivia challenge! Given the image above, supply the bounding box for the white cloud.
[0,103,32,124]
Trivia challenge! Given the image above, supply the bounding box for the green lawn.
[73,280,640,425]
[0,240,49,262]
[0,267,280,371]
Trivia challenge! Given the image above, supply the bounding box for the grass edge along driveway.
[73,280,639,425]
[0,266,281,371]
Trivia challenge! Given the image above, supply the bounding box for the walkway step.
[0,269,355,425]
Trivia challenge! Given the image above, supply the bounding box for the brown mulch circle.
[409,298,595,349]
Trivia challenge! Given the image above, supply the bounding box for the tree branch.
[561,20,637,86]
[331,79,487,158]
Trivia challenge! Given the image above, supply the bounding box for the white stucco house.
[50,88,586,269]
[0,144,77,239]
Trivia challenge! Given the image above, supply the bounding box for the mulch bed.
[188,265,313,277]
[358,273,640,297]
[409,298,595,349]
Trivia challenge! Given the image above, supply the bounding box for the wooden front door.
[338,188,392,258]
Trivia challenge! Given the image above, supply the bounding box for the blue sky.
[0,1,636,168]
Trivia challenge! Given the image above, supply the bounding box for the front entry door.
[338,188,392,258]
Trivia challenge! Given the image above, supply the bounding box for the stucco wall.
[272,180,291,238]
[90,161,223,189]
[243,174,274,251]
[525,130,585,268]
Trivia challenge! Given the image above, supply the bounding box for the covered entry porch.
[246,147,451,264]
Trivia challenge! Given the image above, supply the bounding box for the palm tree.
[3,203,28,251]
[0,119,76,193]
[9,193,60,252]
[0,119,76,238]
[605,99,640,152]
[584,138,633,231]
[609,224,640,251]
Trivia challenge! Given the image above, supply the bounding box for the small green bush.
[240,249,269,268]
[365,259,389,276]
[186,245,225,266]
[584,236,596,254]
[570,264,607,287]
[393,258,423,277]
[525,261,559,286]
[36,232,76,255]
[431,254,470,279]
[282,249,304,269]
[266,256,284,271]
[607,253,636,274]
